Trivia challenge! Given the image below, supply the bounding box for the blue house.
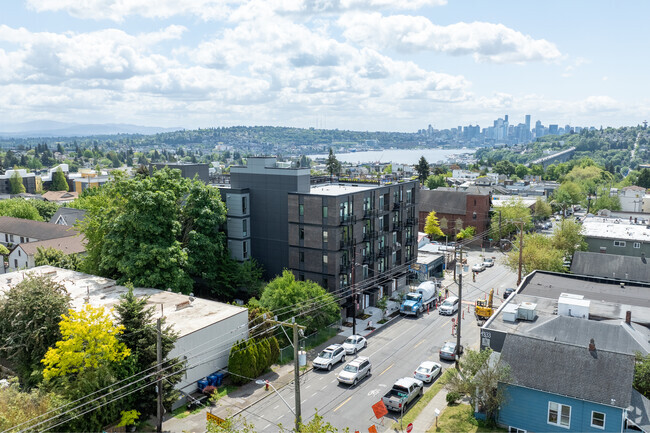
[495,334,650,433]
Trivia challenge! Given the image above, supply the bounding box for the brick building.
[418,187,491,244]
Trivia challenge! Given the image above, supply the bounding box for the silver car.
[313,344,346,371]
[337,356,371,386]
[342,334,367,355]
[413,361,441,383]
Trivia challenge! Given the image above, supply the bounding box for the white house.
[7,236,86,271]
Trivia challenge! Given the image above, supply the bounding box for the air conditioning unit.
[517,302,537,321]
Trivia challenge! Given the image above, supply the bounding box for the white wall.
[7,247,32,271]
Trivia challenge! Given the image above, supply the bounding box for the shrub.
[446,391,461,405]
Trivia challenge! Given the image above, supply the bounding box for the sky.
[0,0,648,132]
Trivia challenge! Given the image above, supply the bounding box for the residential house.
[418,187,490,244]
[582,215,650,257]
[8,236,85,271]
[49,208,87,227]
[0,216,77,248]
[42,190,79,203]
[612,186,647,213]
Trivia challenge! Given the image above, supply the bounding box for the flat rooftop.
[307,183,380,196]
[582,215,650,241]
[0,266,247,337]
[484,271,650,337]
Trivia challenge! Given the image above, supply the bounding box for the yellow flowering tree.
[424,210,445,239]
[41,304,131,381]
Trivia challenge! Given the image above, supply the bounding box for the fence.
[278,320,341,364]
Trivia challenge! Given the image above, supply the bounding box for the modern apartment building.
[218,187,251,262]
[288,180,419,315]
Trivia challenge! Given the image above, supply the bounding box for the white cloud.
[339,13,562,63]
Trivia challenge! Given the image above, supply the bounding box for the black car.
[503,288,515,299]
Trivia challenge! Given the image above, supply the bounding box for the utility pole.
[453,247,457,282]
[517,221,524,286]
[455,246,463,370]
[292,319,302,432]
[156,317,163,433]
[498,210,502,245]
[352,245,356,336]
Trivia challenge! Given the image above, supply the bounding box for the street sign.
[371,401,388,419]
[406,422,414,432]
[206,412,225,425]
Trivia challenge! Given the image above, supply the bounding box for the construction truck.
[475,288,494,323]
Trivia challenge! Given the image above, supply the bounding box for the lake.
[309,148,475,165]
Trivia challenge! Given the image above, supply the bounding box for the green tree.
[51,168,69,191]
[0,198,43,221]
[0,276,71,387]
[424,210,444,239]
[0,378,65,432]
[637,169,650,189]
[416,156,430,184]
[515,164,529,178]
[10,171,26,194]
[634,352,650,399]
[532,197,552,220]
[31,200,60,221]
[42,304,131,381]
[444,348,510,424]
[553,181,584,215]
[551,219,587,258]
[493,160,515,176]
[114,287,183,415]
[34,246,81,271]
[326,148,340,178]
[425,174,447,190]
[590,186,621,213]
[456,226,476,241]
[490,198,532,237]
[505,233,565,275]
[259,270,340,334]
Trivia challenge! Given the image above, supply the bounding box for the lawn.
[428,404,506,433]
[391,369,453,430]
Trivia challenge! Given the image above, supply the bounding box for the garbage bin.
[197,379,209,391]
[207,374,219,387]
[214,373,224,386]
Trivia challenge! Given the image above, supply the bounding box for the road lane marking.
[305,385,311,389]
[277,415,283,421]
[264,424,271,430]
[413,338,426,348]
[333,396,353,412]
[302,399,307,404]
[438,319,450,329]
[311,392,317,398]
[273,405,279,410]
[379,363,394,376]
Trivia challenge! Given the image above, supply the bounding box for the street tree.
[490,198,532,238]
[424,210,444,239]
[589,185,621,213]
[416,156,430,184]
[637,168,650,189]
[259,270,340,334]
[456,226,476,241]
[551,219,587,258]
[114,287,183,415]
[445,348,510,424]
[553,181,584,215]
[505,233,565,275]
[326,148,340,178]
[10,171,25,194]
[515,164,529,178]
[51,168,69,191]
[532,197,552,220]
[41,304,131,381]
[0,276,71,387]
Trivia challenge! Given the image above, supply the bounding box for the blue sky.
[0,0,647,132]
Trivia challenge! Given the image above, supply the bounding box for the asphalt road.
[239,252,517,432]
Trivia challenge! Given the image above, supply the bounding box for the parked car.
[439,296,459,316]
[482,258,494,268]
[472,263,485,272]
[503,288,515,299]
[439,341,463,361]
[337,356,371,385]
[313,344,346,371]
[382,377,424,412]
[413,361,441,383]
[342,334,367,355]
[544,221,552,229]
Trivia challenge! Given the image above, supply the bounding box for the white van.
[438,296,459,315]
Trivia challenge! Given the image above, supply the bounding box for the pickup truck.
[381,377,423,412]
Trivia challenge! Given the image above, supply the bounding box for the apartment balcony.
[339,239,354,250]
[377,246,392,258]
[405,237,414,246]
[340,214,356,224]
[339,263,352,274]
[406,217,418,226]
[392,222,405,232]
[392,202,401,210]
[362,230,377,241]
[362,253,375,265]
[363,209,377,219]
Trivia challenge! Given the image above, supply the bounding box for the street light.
[255,380,295,416]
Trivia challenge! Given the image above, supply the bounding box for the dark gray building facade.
[151,163,210,183]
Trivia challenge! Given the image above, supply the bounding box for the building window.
[20,236,25,243]
[548,402,571,428]
[299,252,304,262]
[591,411,605,429]
[14,259,18,268]
[299,204,304,216]
[322,253,328,265]
[323,205,328,219]
[323,230,328,243]
[299,274,305,281]
[242,196,247,214]
[613,241,626,247]
[242,219,248,237]
[323,278,328,289]
[508,428,526,433]
[18,250,21,257]
[439,217,448,229]
[299,228,304,240]
[363,264,369,279]
[243,241,248,259]
[634,242,641,249]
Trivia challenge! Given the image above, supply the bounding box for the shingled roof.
[49,208,87,227]
[18,236,86,256]
[0,216,77,240]
[419,189,468,215]
[500,334,635,408]
[571,251,650,283]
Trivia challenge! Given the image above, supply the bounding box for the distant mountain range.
[0,120,180,138]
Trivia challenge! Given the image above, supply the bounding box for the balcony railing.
[406,217,417,226]
[362,230,377,241]
[392,202,401,210]
[362,253,375,264]
[363,209,377,219]
[339,239,353,249]
[392,222,404,232]
[340,214,356,224]
[377,246,392,258]
[339,263,351,274]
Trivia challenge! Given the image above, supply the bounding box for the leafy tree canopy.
[635,352,650,399]
[505,232,565,275]
[10,171,25,194]
[532,197,552,220]
[551,219,587,258]
[415,156,429,184]
[51,168,69,192]
[0,378,66,432]
[0,198,43,221]
[31,200,60,221]
[456,225,476,241]
[424,210,444,239]
[425,174,447,190]
[490,198,532,237]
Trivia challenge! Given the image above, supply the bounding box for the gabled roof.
[571,251,650,283]
[526,315,650,355]
[0,216,77,240]
[628,389,650,432]
[500,334,635,408]
[42,191,78,202]
[419,188,468,215]
[49,208,86,227]
[18,235,86,256]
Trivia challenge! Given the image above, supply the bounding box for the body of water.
[309,148,475,165]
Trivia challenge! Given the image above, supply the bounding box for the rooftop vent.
[558,295,589,319]
[517,302,537,321]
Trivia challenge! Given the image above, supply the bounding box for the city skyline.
[1,1,649,132]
